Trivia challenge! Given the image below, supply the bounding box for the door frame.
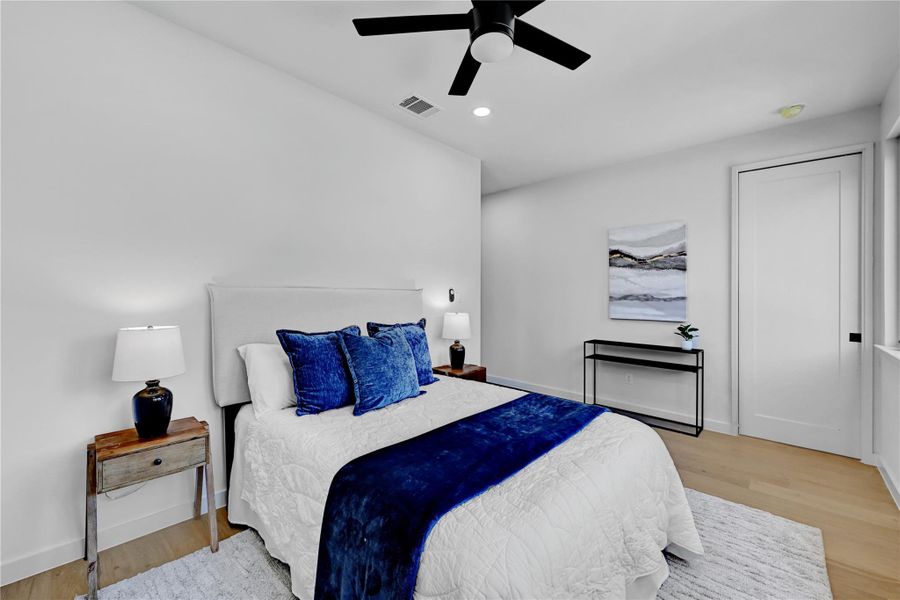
[730,143,875,464]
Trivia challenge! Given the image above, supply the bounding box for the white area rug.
[80,489,832,600]
[660,489,831,600]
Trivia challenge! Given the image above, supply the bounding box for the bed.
[211,285,703,600]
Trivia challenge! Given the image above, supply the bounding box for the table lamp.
[112,325,186,438]
[442,312,471,370]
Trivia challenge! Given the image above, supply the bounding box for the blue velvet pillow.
[338,328,423,416]
[276,326,361,415]
[366,318,438,386]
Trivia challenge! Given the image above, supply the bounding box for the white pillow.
[237,343,296,418]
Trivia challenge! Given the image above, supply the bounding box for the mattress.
[228,377,703,599]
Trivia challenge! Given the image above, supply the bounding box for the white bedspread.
[236,377,703,599]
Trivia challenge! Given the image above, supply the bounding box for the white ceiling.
[135,1,899,194]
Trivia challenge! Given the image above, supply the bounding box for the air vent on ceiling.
[397,94,442,119]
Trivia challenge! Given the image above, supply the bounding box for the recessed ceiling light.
[778,104,805,119]
[472,106,491,117]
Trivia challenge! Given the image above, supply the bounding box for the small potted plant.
[675,323,699,350]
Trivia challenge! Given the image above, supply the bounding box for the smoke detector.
[778,104,805,119]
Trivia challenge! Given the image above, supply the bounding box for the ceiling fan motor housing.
[472,2,515,39]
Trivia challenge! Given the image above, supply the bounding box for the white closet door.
[738,154,861,457]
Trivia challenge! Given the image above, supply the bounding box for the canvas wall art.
[608,221,686,322]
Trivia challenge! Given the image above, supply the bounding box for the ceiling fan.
[352,1,590,96]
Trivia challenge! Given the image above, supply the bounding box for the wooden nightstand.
[433,364,487,382]
[85,417,217,600]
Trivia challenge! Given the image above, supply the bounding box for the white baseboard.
[0,488,227,586]
[488,375,733,435]
[876,456,900,509]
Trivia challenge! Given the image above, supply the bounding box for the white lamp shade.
[442,313,471,341]
[112,326,186,382]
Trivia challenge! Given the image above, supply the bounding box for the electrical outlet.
[625,373,634,384]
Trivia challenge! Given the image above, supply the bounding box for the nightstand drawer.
[101,437,206,491]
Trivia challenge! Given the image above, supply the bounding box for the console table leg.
[700,354,705,430]
[695,369,700,435]
[581,343,587,404]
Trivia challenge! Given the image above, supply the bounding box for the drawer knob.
[153,458,162,466]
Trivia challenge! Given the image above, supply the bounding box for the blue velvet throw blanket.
[314,393,608,600]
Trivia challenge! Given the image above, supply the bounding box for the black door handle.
[849,333,861,343]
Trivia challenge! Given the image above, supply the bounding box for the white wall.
[1,2,480,583]
[874,67,900,507]
[875,67,900,348]
[482,107,880,433]
[881,68,900,140]
[874,347,900,506]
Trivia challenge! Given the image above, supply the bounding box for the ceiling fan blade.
[513,19,590,70]
[449,49,481,96]
[353,13,471,36]
[508,1,545,17]
[471,0,542,17]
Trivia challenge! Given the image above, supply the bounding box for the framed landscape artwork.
[608,221,686,322]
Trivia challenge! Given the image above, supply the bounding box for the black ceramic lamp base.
[449,341,466,370]
[133,379,173,438]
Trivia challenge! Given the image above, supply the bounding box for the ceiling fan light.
[470,31,514,63]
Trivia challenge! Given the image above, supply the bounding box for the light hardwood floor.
[3,430,898,600]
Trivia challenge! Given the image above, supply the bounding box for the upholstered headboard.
[208,285,424,408]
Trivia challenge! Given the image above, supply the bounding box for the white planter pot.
[681,339,693,351]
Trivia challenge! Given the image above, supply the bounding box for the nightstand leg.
[205,443,218,552]
[85,444,98,600]
[193,466,203,519]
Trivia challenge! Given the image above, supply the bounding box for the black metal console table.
[583,339,704,436]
